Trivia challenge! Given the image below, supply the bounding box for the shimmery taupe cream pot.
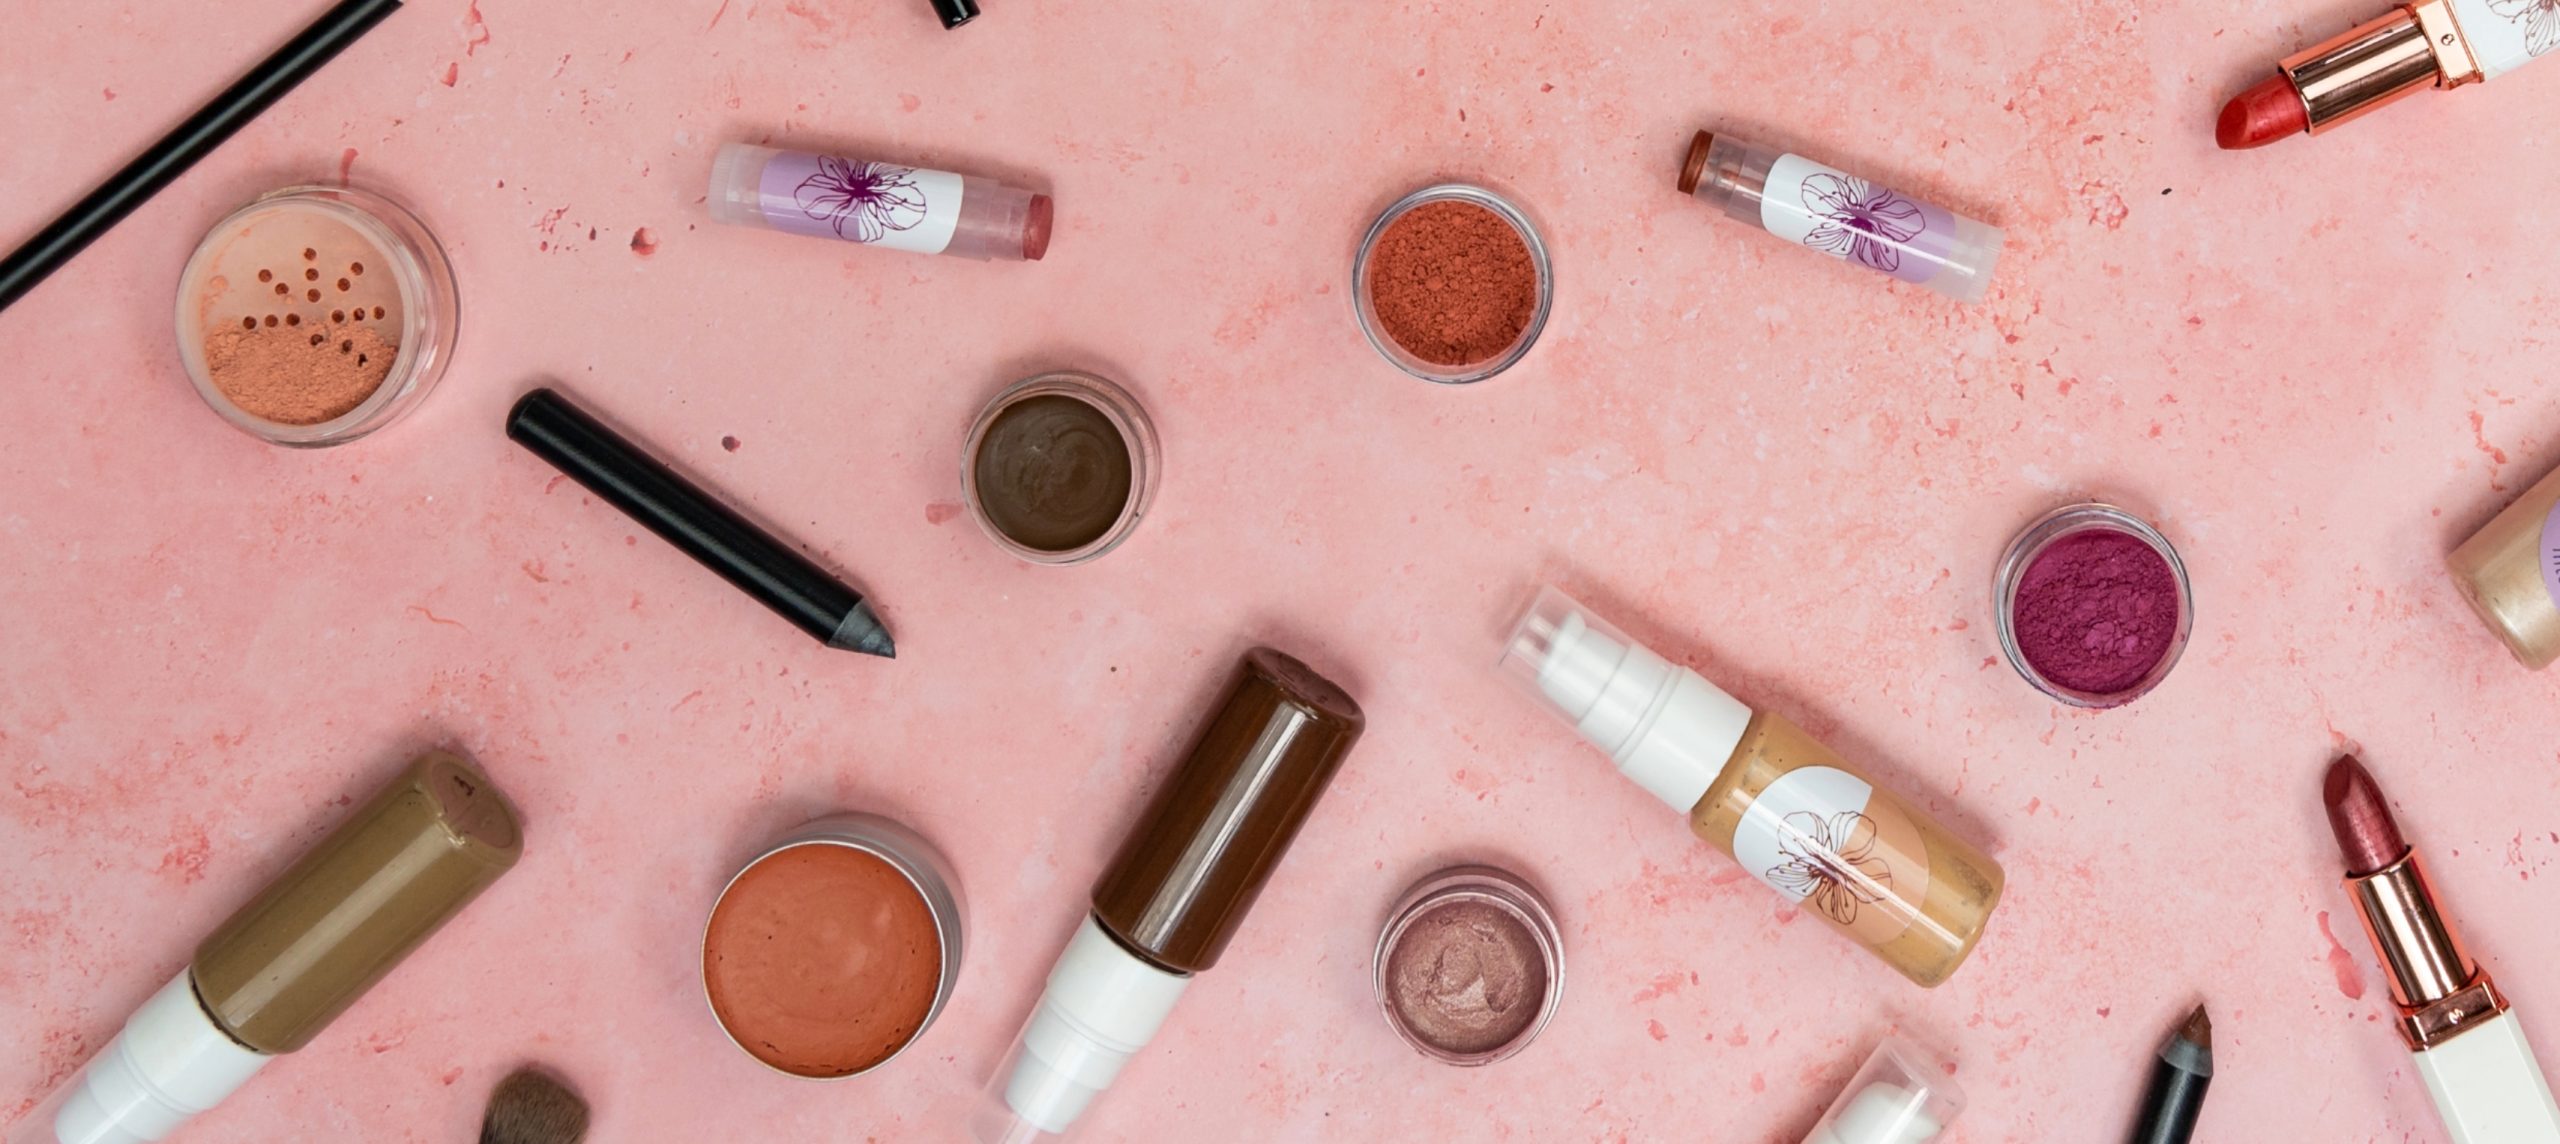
[701,814,965,1079]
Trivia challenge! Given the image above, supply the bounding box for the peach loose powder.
[185,204,406,427]
[703,844,942,1078]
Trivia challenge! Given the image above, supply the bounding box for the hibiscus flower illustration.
[794,157,931,243]
[1800,173,1926,275]
[2488,0,2560,57]
[1764,810,1893,927]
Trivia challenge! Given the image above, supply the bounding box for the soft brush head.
[479,1068,589,1144]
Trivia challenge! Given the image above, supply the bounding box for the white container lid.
[1803,1037,1967,1144]
[41,973,271,1144]
[1499,585,1751,814]
[971,916,1191,1143]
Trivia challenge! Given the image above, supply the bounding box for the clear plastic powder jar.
[1371,865,1564,1066]
[175,185,458,447]
[962,370,1161,566]
[1994,502,2194,709]
[1352,184,1553,385]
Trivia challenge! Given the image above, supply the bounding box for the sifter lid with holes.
[173,184,459,448]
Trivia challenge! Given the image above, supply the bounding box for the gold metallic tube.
[2349,853,2510,1051]
[2284,1,2483,133]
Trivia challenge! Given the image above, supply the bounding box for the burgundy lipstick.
[2321,754,2560,1142]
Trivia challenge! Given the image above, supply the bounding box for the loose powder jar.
[175,185,457,447]
[702,814,965,1079]
[1353,184,1552,384]
[963,370,1160,565]
[1372,866,1563,1066]
[1994,502,2194,709]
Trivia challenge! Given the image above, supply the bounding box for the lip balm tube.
[17,751,521,1144]
[1677,130,2003,304]
[971,649,1366,1142]
[708,143,1053,261]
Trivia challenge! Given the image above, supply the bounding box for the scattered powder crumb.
[720,435,740,452]
[631,227,658,256]
[205,324,399,425]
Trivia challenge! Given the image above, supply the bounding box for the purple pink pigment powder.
[2010,529,2182,697]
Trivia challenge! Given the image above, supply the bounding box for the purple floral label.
[2542,497,2560,610]
[755,152,963,254]
[1760,154,1959,287]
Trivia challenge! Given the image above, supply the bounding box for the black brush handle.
[0,0,403,313]
[507,388,888,655]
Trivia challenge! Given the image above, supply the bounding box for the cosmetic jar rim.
[1371,864,1565,1066]
[173,183,459,448]
[701,812,968,1080]
[1351,182,1554,386]
[1993,501,2195,709]
[961,369,1161,566]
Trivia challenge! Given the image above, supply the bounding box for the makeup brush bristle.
[479,1068,589,1144]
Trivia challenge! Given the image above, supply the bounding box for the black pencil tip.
[831,602,895,658]
[2179,1004,2211,1050]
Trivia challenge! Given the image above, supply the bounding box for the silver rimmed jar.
[701,813,966,1079]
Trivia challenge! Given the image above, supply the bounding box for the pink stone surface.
[5,1,2560,1141]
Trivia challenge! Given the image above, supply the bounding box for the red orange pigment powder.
[1365,201,1538,367]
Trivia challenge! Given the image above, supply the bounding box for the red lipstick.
[2217,0,2543,150]
[2321,754,2560,1141]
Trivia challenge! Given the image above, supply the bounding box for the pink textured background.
[6,1,2560,1140]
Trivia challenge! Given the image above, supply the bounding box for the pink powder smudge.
[463,0,491,55]
[338,148,359,185]
[2319,910,2367,1000]
[1645,1020,1667,1042]
[440,62,459,87]
[924,502,964,525]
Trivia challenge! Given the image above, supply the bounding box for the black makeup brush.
[479,1068,589,1144]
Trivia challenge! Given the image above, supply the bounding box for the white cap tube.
[973,917,1191,1143]
[1501,586,1751,814]
[44,973,271,1144]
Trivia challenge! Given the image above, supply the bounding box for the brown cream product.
[972,649,1364,1142]
[28,751,520,1143]
[2448,461,2560,670]
[700,813,965,1079]
[962,371,1160,566]
[1501,586,2004,988]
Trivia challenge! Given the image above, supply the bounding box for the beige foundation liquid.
[25,751,520,1143]
[1502,587,2004,988]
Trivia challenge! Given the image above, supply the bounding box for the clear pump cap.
[1803,1037,1967,1144]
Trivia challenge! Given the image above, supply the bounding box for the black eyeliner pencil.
[506,388,895,659]
[0,0,403,313]
[2127,1005,2214,1144]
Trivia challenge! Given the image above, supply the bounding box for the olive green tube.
[192,750,523,1053]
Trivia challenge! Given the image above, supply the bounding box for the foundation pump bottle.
[1501,587,2003,987]
[973,649,1365,1143]
[24,751,521,1144]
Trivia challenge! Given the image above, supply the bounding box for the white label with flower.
[1731,765,1929,945]
[2455,0,2558,78]
[757,153,966,255]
